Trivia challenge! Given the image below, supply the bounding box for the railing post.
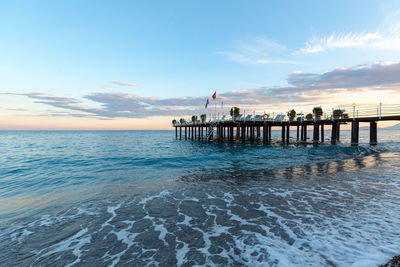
[353,103,356,121]
[379,103,382,119]
[332,108,334,121]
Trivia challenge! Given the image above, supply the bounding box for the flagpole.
[214,100,216,120]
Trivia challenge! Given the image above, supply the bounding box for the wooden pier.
[173,104,400,146]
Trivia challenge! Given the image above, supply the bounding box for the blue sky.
[1,0,400,129]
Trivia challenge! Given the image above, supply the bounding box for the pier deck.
[173,104,400,146]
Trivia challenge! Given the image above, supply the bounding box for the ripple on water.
[1,152,400,266]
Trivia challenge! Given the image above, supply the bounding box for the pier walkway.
[172,104,400,146]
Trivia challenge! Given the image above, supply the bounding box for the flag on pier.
[212,91,216,100]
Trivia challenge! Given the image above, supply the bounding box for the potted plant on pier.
[287,109,296,122]
[191,115,198,124]
[313,106,323,120]
[180,118,185,124]
[230,107,240,120]
[342,113,349,119]
[200,114,206,123]
[172,119,176,125]
[333,109,343,119]
[306,113,313,121]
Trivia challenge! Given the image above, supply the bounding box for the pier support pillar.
[286,124,290,143]
[296,125,299,141]
[180,127,182,140]
[321,124,324,142]
[281,125,286,143]
[185,127,187,140]
[263,124,267,142]
[351,121,359,146]
[191,126,194,140]
[300,124,304,141]
[313,124,319,143]
[370,121,377,146]
[268,126,272,141]
[249,126,252,140]
[337,124,341,141]
[303,125,307,141]
[331,123,337,144]
[198,126,201,140]
[175,127,177,139]
[236,125,240,141]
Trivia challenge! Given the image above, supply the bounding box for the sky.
[1,0,400,129]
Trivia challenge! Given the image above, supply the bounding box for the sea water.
[0,129,400,266]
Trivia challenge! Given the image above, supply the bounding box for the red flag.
[212,91,216,100]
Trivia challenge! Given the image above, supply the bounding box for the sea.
[1,129,400,266]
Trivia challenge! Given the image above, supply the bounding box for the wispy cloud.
[9,62,400,118]
[111,81,142,87]
[217,37,300,65]
[298,24,400,54]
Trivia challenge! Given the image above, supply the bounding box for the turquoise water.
[1,130,400,266]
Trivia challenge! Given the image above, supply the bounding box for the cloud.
[217,37,300,65]
[298,24,400,54]
[221,24,400,62]
[9,62,400,119]
[111,81,142,87]
[287,62,400,90]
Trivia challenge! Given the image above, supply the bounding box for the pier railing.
[173,103,400,126]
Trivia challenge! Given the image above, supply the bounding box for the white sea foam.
[100,203,122,231]
[33,227,91,267]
